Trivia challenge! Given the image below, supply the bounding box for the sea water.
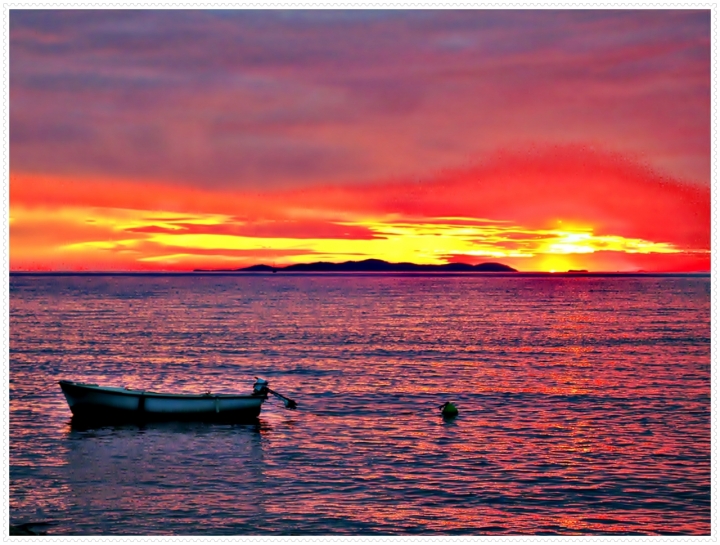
[9,274,711,535]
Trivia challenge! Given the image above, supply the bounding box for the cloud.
[10,146,710,242]
[11,144,709,269]
[123,219,382,240]
[10,10,711,189]
[280,146,709,251]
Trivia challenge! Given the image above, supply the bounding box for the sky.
[9,9,711,272]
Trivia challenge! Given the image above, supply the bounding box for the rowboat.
[58,377,294,424]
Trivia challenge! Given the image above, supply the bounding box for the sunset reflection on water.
[10,274,710,535]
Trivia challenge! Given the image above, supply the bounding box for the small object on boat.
[253,377,269,396]
[58,377,276,424]
[254,377,297,409]
[440,401,459,418]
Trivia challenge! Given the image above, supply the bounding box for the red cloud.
[123,220,381,240]
[10,145,710,272]
[280,146,709,251]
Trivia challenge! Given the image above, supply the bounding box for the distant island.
[195,258,518,273]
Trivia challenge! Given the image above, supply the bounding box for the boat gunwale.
[58,380,265,401]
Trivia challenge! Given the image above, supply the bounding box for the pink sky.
[9,10,711,272]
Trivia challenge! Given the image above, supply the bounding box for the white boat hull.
[59,380,267,423]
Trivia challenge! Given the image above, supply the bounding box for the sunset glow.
[9,10,711,272]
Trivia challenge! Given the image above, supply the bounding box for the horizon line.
[9,270,711,275]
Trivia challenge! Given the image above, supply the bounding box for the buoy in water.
[440,401,458,418]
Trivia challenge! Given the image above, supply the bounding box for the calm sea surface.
[9,274,711,535]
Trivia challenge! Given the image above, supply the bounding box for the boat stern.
[252,377,270,398]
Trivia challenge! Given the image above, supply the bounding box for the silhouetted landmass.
[195,259,517,273]
[239,264,276,272]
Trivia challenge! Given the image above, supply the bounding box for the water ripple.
[9,275,710,535]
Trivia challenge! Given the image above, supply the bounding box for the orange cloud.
[281,146,708,251]
[123,220,381,240]
[9,146,710,272]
